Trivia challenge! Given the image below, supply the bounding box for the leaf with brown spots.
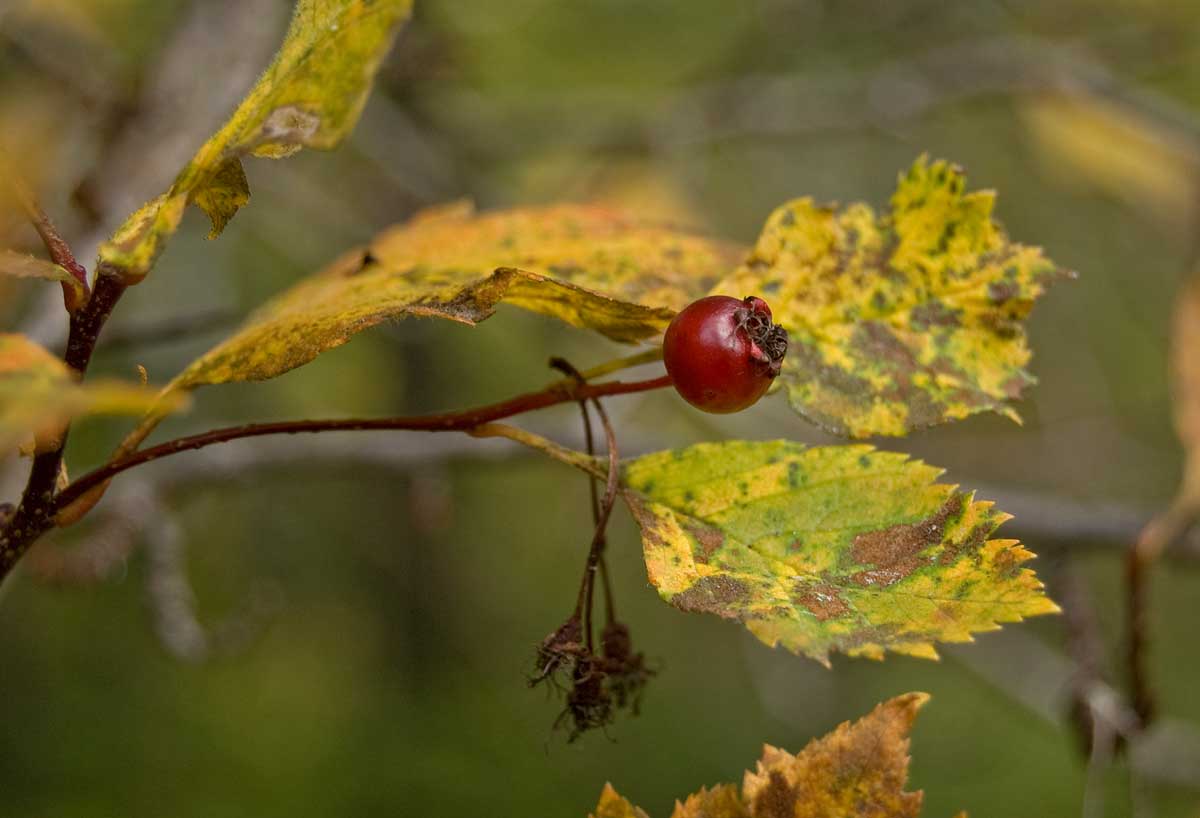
[0,333,186,454]
[588,694,962,818]
[621,440,1057,663]
[97,0,414,281]
[713,156,1070,437]
[742,693,927,818]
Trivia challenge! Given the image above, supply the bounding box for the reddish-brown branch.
[2,160,89,295]
[1,272,129,580]
[54,373,671,516]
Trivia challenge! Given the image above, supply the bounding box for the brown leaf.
[742,693,928,818]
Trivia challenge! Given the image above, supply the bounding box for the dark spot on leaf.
[624,495,667,549]
[685,522,725,563]
[671,575,750,617]
[988,280,1019,304]
[849,495,964,587]
[910,300,962,330]
[939,521,992,566]
[793,580,850,621]
[752,771,798,818]
[787,461,802,488]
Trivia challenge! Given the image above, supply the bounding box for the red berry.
[662,295,788,414]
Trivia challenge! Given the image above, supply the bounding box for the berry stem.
[577,347,662,380]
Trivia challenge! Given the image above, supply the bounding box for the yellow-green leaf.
[741,693,928,818]
[97,0,414,281]
[0,249,87,310]
[170,201,740,389]
[589,693,960,818]
[714,156,1069,438]
[0,334,185,453]
[621,440,1057,664]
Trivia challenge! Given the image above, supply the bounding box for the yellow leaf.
[0,250,87,311]
[170,201,740,388]
[591,784,651,818]
[715,156,1069,438]
[589,694,964,818]
[621,440,1057,664]
[1022,91,1200,235]
[0,334,186,454]
[97,0,414,281]
[741,693,928,818]
[671,785,747,818]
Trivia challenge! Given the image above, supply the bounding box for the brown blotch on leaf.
[752,771,798,818]
[685,521,726,562]
[671,575,750,617]
[938,521,992,566]
[793,580,850,621]
[851,494,963,577]
[624,495,668,549]
[987,279,1020,304]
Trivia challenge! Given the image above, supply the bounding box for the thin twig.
[1,267,129,582]
[576,396,619,649]
[0,150,89,295]
[54,373,669,517]
[1126,547,1155,728]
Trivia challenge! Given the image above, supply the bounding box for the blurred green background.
[2,0,1200,815]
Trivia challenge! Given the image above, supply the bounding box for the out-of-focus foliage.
[1138,275,1200,555]
[593,693,943,818]
[1022,91,1200,235]
[0,333,182,453]
[0,251,85,310]
[715,158,1067,438]
[621,441,1055,664]
[97,0,414,281]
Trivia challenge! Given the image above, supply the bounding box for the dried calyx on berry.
[663,294,789,414]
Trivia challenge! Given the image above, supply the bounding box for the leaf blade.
[716,156,1069,438]
[0,334,186,453]
[742,693,929,818]
[622,440,1057,663]
[170,202,741,389]
[97,0,414,280]
[0,249,87,310]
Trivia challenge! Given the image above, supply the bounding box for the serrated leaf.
[671,785,747,818]
[714,156,1068,438]
[0,334,185,453]
[741,693,927,818]
[97,0,413,280]
[590,694,961,818]
[168,201,740,389]
[620,440,1057,663]
[0,250,87,310]
[591,784,650,818]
